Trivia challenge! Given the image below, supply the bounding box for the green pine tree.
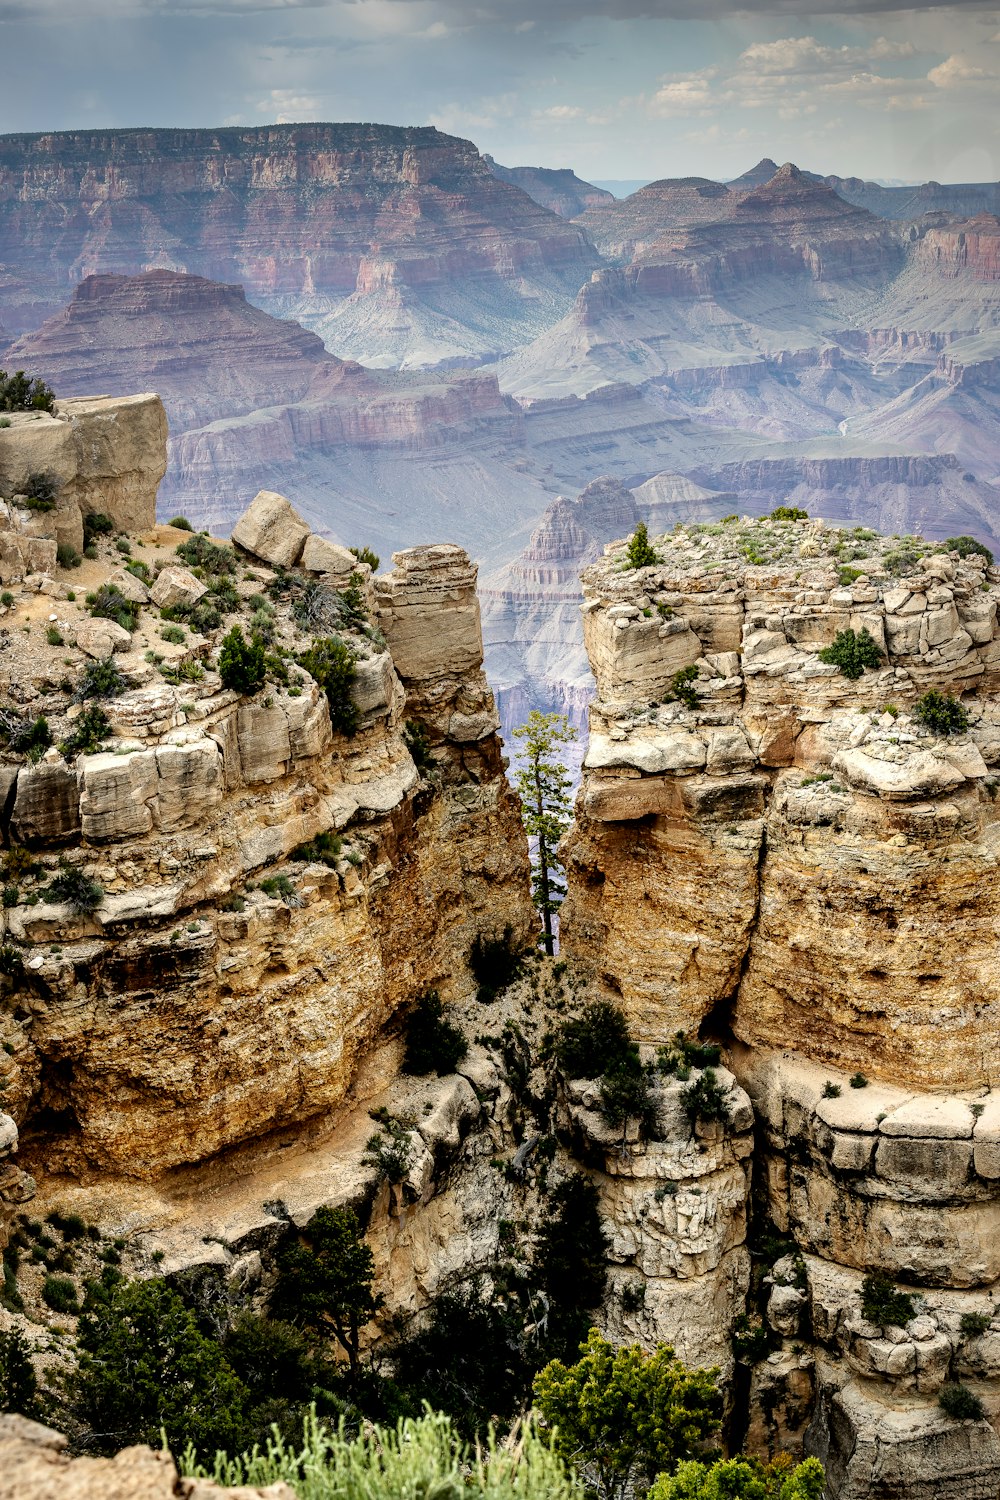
[512,710,576,956]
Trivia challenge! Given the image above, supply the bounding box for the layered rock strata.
[0,487,532,1182]
[0,395,166,551]
[561,514,1000,1489]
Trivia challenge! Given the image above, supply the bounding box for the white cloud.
[650,68,716,116]
[255,87,323,120]
[536,104,586,119]
[927,53,995,86]
[736,35,914,76]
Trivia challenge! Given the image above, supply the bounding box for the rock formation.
[0,396,166,551]
[0,124,599,366]
[561,513,1000,1491]
[485,157,614,219]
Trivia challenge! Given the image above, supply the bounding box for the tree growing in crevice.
[512,711,576,955]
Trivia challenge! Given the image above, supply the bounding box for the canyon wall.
[0,124,598,366]
[561,513,1000,1494]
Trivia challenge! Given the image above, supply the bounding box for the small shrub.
[0,369,55,413]
[960,1311,991,1337]
[175,532,237,577]
[56,542,82,570]
[469,925,524,1003]
[22,470,59,510]
[2,886,17,909]
[0,591,13,608]
[362,1115,412,1184]
[77,657,126,700]
[664,664,699,710]
[861,1272,915,1327]
[350,545,380,571]
[939,1382,986,1421]
[885,547,920,577]
[557,1000,635,1079]
[115,537,132,557]
[60,705,112,758]
[2,714,52,760]
[258,873,296,903]
[297,635,358,735]
[47,1210,88,1241]
[403,990,468,1076]
[160,624,186,645]
[218,626,266,695]
[681,1068,730,1126]
[46,864,104,913]
[942,535,993,565]
[915,691,969,736]
[0,1327,37,1409]
[42,1273,79,1314]
[838,565,863,586]
[770,505,809,521]
[732,1312,770,1363]
[168,515,194,530]
[87,584,139,632]
[292,831,342,867]
[46,625,63,646]
[83,512,114,546]
[126,559,152,584]
[849,1072,869,1089]
[404,718,434,771]
[822,1081,841,1099]
[818,627,882,680]
[625,520,660,569]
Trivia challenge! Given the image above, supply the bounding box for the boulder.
[300,534,359,578]
[150,565,207,610]
[105,567,151,605]
[586,730,707,775]
[74,619,133,657]
[78,749,158,841]
[351,652,396,721]
[232,490,310,568]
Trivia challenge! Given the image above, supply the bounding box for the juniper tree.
[512,710,576,956]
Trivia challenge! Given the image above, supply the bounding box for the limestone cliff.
[561,513,1000,1492]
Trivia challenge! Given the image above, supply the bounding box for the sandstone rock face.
[0,1414,295,1500]
[231,490,310,568]
[0,396,166,549]
[561,513,1000,1490]
[0,516,532,1182]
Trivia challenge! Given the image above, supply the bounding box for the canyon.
[2,409,1000,1498]
[6,132,1000,739]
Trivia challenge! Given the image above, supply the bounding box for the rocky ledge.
[561,511,1000,1491]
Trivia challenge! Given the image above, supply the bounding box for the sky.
[1,1,999,185]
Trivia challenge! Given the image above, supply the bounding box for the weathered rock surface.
[0,1414,295,1500]
[560,511,1000,1490]
[0,396,166,551]
[231,489,310,567]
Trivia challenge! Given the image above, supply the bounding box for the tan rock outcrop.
[0,1415,295,1500]
[231,490,310,568]
[561,514,1000,1488]
[0,396,167,550]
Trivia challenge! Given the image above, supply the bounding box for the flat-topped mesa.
[560,514,1000,1092]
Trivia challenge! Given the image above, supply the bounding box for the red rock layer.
[0,123,598,331]
[914,214,1000,281]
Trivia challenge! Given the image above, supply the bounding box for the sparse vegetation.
[818,627,882,680]
[942,535,993,565]
[168,515,194,530]
[681,1069,729,1127]
[46,863,104,913]
[513,711,576,954]
[298,635,358,735]
[663,664,699,710]
[87,583,140,632]
[56,542,82,570]
[1,712,52,760]
[769,506,809,521]
[83,512,114,546]
[292,831,343,867]
[60,705,113,759]
[914,691,970,736]
[0,369,55,413]
[175,531,238,576]
[625,521,660,570]
[939,1383,986,1421]
[22,470,59,511]
[77,657,126,700]
[350,545,380,571]
[960,1311,991,1337]
[861,1272,915,1328]
[218,625,266,695]
[403,990,468,1076]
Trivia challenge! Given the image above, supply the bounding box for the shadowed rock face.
[0,123,599,365]
[485,156,614,218]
